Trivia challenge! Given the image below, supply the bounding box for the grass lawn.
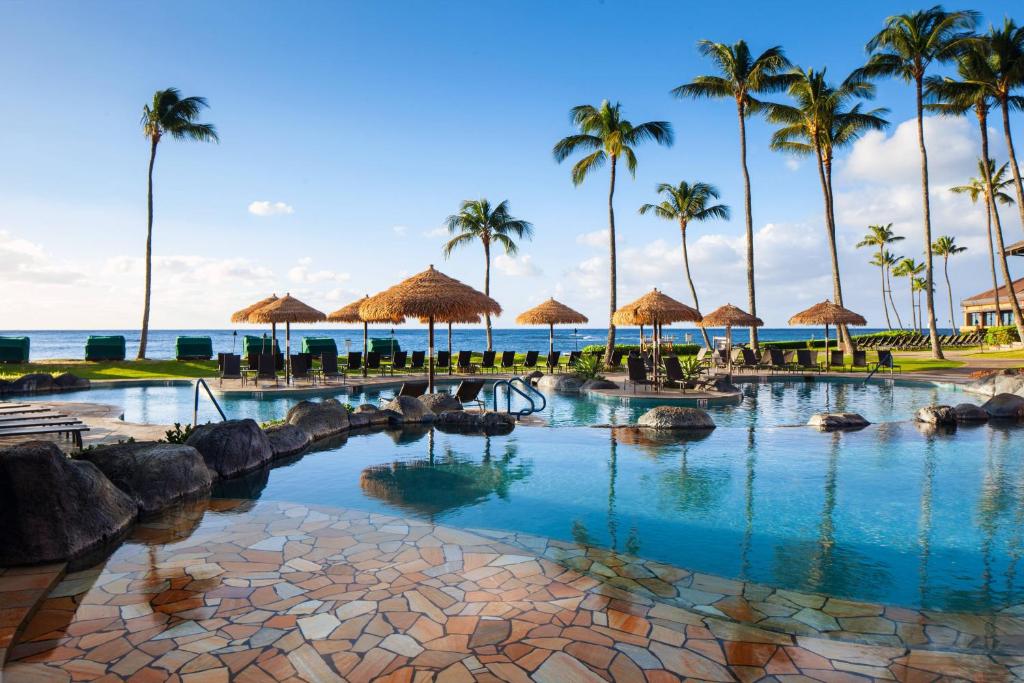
[890,356,965,373]
[0,359,219,381]
[962,349,1024,360]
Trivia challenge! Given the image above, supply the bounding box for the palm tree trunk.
[605,156,618,365]
[980,116,1024,342]
[909,279,917,332]
[680,220,711,348]
[915,76,943,358]
[879,249,892,330]
[985,195,1002,319]
[943,256,954,331]
[137,136,158,360]
[483,239,493,351]
[737,102,759,354]
[823,158,852,351]
[1001,98,1024,233]
[887,266,904,329]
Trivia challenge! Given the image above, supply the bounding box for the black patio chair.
[346,351,362,375]
[876,349,902,374]
[219,354,241,386]
[763,348,790,374]
[795,349,822,373]
[519,350,539,372]
[546,351,562,373]
[410,350,426,371]
[567,351,582,371]
[828,349,845,370]
[452,379,486,409]
[320,353,344,384]
[456,350,474,373]
[436,351,451,372]
[398,381,428,398]
[366,351,382,375]
[607,349,625,371]
[290,354,314,384]
[847,350,872,372]
[662,355,686,391]
[479,350,496,373]
[499,351,516,372]
[390,350,408,374]
[256,353,278,386]
[626,355,655,393]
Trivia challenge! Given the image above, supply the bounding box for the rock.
[808,412,870,431]
[581,378,618,391]
[53,372,90,391]
[914,405,956,425]
[636,406,716,430]
[0,441,136,565]
[375,409,402,425]
[264,423,312,458]
[982,393,1024,419]
[286,399,350,440]
[8,372,55,394]
[79,442,212,515]
[347,412,371,429]
[355,404,379,413]
[953,403,989,422]
[526,370,544,381]
[964,369,1024,398]
[434,410,516,435]
[419,392,463,413]
[696,376,739,393]
[185,419,273,479]
[381,395,435,423]
[536,374,584,393]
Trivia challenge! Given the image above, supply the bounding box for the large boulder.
[914,405,956,425]
[381,396,435,423]
[536,374,584,394]
[185,419,273,478]
[808,412,870,431]
[8,373,55,394]
[419,392,463,413]
[581,378,618,392]
[53,372,90,391]
[637,406,716,430]
[286,399,350,440]
[982,393,1024,420]
[964,369,1024,398]
[347,412,372,429]
[434,410,516,435]
[264,423,312,458]
[79,442,212,515]
[0,441,136,565]
[695,376,739,393]
[953,403,989,423]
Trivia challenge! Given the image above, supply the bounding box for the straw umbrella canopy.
[231,294,279,353]
[516,298,588,356]
[249,293,326,384]
[613,289,701,386]
[788,300,867,369]
[419,313,481,375]
[328,296,402,377]
[698,304,764,377]
[360,265,501,392]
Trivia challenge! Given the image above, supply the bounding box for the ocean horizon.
[2,327,954,361]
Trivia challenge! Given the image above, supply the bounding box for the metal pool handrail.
[492,377,546,418]
[193,378,227,427]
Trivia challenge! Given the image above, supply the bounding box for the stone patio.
[2,499,1020,682]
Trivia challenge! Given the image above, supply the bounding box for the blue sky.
[1,0,1021,330]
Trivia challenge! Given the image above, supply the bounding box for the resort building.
[960,240,1024,329]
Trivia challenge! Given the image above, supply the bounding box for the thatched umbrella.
[516,298,588,357]
[698,304,764,377]
[419,313,481,375]
[788,300,867,370]
[328,295,402,378]
[249,293,326,384]
[613,289,701,386]
[231,294,279,353]
[360,265,500,392]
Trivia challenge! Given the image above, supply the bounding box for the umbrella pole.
[363,322,368,378]
[825,323,830,371]
[654,320,660,389]
[448,322,453,376]
[726,325,733,379]
[428,317,435,393]
[549,323,554,358]
[285,322,291,385]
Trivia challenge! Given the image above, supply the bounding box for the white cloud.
[0,230,85,284]
[494,253,541,277]
[248,200,294,216]
[576,229,609,248]
[785,159,800,172]
[422,226,448,238]
[287,257,351,285]
[392,225,408,236]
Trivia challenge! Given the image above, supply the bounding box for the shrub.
[162,422,196,444]
[571,354,605,381]
[986,326,1021,345]
[581,343,702,356]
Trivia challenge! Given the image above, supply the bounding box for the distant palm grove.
[137,7,1024,361]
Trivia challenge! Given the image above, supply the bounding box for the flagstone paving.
[2,499,1022,682]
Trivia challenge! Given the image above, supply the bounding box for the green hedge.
[985,326,1021,345]
[581,343,702,355]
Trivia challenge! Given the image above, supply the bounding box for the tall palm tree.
[984,19,1024,232]
[768,67,888,350]
[672,40,793,353]
[553,101,674,361]
[862,6,978,359]
[912,276,930,332]
[894,258,926,331]
[638,181,730,347]
[138,88,218,359]
[442,199,533,351]
[872,249,905,328]
[950,160,1015,318]
[927,40,1024,340]
[931,236,967,329]
[857,224,906,329]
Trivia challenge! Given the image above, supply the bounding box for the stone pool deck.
[2,500,1021,682]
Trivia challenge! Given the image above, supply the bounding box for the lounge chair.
[626,355,655,393]
[410,351,426,371]
[499,351,516,373]
[695,347,712,369]
[346,352,362,375]
[256,353,278,386]
[320,353,344,384]
[662,355,686,391]
[456,350,474,373]
[479,350,496,373]
[847,350,873,372]
[607,349,625,371]
[452,379,486,409]
[0,422,89,449]
[390,351,408,375]
[737,348,760,372]
[795,349,822,373]
[366,351,382,375]
[828,350,844,370]
[520,350,539,373]
[567,351,581,371]
[436,351,451,372]
[876,349,902,374]
[290,354,314,384]
[219,354,242,386]
[546,351,562,373]
[763,348,790,373]
[712,349,729,370]
[397,381,428,398]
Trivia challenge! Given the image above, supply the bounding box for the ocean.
[1,327,952,361]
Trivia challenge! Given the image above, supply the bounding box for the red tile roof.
[962,276,1024,305]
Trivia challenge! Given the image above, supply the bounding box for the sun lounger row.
[384,379,487,409]
[856,331,983,349]
[0,405,89,448]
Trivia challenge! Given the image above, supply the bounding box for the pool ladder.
[193,378,228,427]
[492,377,546,419]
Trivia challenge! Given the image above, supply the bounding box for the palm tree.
[872,249,905,329]
[894,258,926,331]
[984,19,1024,232]
[857,224,905,329]
[552,101,674,361]
[950,160,1015,319]
[672,40,793,353]
[442,199,533,351]
[912,276,930,332]
[862,6,978,359]
[639,181,730,347]
[768,67,888,349]
[931,236,967,329]
[926,40,1024,341]
[138,88,218,359]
